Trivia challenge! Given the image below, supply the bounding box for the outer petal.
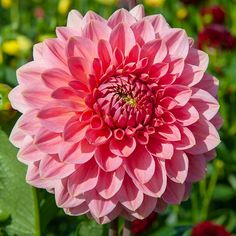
[67,10,83,28]
[110,23,136,55]
[39,155,75,179]
[96,167,125,199]
[187,119,221,155]
[125,144,155,184]
[94,144,123,172]
[162,179,185,204]
[59,139,95,163]
[85,190,117,218]
[116,175,144,211]
[129,4,145,21]
[108,9,136,28]
[165,150,189,183]
[67,159,99,196]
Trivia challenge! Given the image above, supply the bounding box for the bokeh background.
[0,0,236,235]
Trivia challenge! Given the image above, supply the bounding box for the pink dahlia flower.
[9,5,221,223]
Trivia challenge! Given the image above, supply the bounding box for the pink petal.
[26,161,57,189]
[165,150,189,183]
[130,195,157,220]
[195,74,219,98]
[55,180,85,208]
[158,124,181,141]
[140,39,167,65]
[176,64,204,87]
[187,154,206,182]
[33,43,43,60]
[39,155,75,179]
[67,159,99,196]
[147,137,174,159]
[163,29,189,59]
[65,202,89,216]
[135,159,167,197]
[66,36,97,62]
[8,86,29,113]
[67,57,90,84]
[56,27,81,41]
[131,20,155,45]
[162,179,185,204]
[83,20,111,43]
[82,10,106,25]
[42,39,67,69]
[109,135,136,157]
[96,167,125,199]
[86,127,112,145]
[185,48,209,71]
[41,68,72,90]
[64,116,89,142]
[117,175,144,211]
[144,14,170,34]
[18,109,41,135]
[67,10,83,28]
[129,4,145,21]
[125,144,155,184]
[34,128,62,154]
[17,139,46,164]
[108,9,136,28]
[175,126,196,150]
[94,144,123,172]
[190,88,219,120]
[172,103,199,126]
[59,139,95,164]
[163,85,192,107]
[186,119,221,155]
[85,190,117,218]
[155,199,168,213]
[98,40,112,72]
[110,23,136,55]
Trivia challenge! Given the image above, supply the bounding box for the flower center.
[95,76,154,128]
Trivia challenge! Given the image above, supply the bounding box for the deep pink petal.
[67,159,99,196]
[94,144,123,172]
[165,150,189,183]
[125,144,155,184]
[96,167,125,199]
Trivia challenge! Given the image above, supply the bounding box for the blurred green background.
[0,0,236,235]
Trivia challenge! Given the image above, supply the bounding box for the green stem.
[201,160,223,220]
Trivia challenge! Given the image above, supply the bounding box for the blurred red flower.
[201,5,225,25]
[192,221,232,236]
[131,212,157,235]
[180,0,202,5]
[198,24,235,50]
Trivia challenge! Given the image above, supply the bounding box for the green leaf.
[76,220,107,236]
[212,184,235,202]
[0,130,40,236]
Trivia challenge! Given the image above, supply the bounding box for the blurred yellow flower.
[1,0,12,9]
[2,40,20,56]
[58,0,71,15]
[95,0,116,6]
[2,36,32,56]
[144,0,165,8]
[176,7,188,20]
[17,35,32,53]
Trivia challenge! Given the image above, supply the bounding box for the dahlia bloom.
[9,5,221,223]
[198,24,235,50]
[192,222,232,236]
[200,5,225,25]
